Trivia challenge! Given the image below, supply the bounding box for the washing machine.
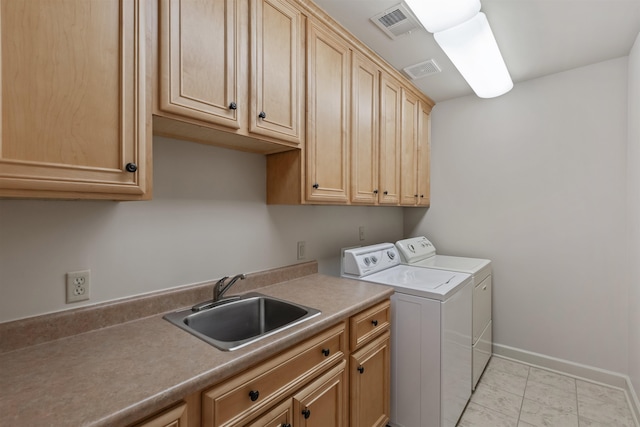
[342,243,472,427]
[396,236,492,390]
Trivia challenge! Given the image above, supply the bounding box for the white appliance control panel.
[342,243,400,277]
[395,236,437,263]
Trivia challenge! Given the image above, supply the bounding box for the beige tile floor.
[457,357,639,427]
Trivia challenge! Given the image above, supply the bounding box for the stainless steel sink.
[163,293,321,351]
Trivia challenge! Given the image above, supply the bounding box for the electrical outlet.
[297,241,306,260]
[359,225,365,241]
[66,270,91,303]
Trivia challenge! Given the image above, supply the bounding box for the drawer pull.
[321,348,330,357]
[248,390,260,402]
[357,366,365,374]
[371,320,378,327]
[302,409,311,419]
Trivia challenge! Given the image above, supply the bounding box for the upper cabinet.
[305,18,351,204]
[158,0,241,129]
[155,0,304,153]
[378,72,403,205]
[0,0,149,200]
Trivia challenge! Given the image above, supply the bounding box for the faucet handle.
[215,276,229,288]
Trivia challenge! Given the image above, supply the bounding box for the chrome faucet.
[213,273,246,302]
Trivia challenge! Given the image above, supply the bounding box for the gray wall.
[0,137,404,322]
[405,57,630,374]
[627,32,640,401]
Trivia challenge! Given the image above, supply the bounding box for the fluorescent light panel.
[404,0,481,33]
[434,13,513,98]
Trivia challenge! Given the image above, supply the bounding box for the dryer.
[396,236,492,389]
[342,243,472,427]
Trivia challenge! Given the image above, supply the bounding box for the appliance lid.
[361,265,472,300]
[395,236,436,263]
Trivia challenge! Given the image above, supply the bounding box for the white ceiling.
[312,0,640,102]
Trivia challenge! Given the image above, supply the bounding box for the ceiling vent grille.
[370,4,422,39]
[404,59,442,80]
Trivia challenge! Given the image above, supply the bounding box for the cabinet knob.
[414,194,418,197]
[373,189,379,194]
[321,348,330,357]
[283,424,291,427]
[229,102,237,110]
[258,111,267,119]
[125,163,138,173]
[302,409,311,419]
[248,390,260,402]
[383,191,388,195]
[371,320,378,327]
[357,366,365,374]
[312,183,319,189]
[420,194,424,198]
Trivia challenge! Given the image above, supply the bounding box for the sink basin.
[163,293,321,351]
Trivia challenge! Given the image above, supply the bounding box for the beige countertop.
[0,272,393,426]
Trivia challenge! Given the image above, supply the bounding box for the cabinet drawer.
[350,300,390,351]
[202,322,346,427]
[473,275,492,343]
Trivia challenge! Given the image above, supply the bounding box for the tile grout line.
[516,365,530,426]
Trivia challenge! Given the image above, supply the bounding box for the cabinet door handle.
[125,163,138,173]
[248,390,260,401]
[229,102,237,110]
[258,111,267,119]
[302,409,311,419]
[321,348,330,357]
[371,320,378,327]
[312,183,319,189]
[357,366,365,374]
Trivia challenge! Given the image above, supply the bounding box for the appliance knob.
[371,255,378,264]
[364,257,371,266]
[387,250,395,260]
[408,244,415,252]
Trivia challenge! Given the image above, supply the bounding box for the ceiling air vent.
[371,4,422,40]
[404,59,441,80]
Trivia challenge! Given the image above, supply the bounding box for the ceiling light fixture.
[405,0,513,98]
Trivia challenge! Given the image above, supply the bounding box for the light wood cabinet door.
[306,18,350,203]
[159,0,241,129]
[0,0,148,200]
[250,0,304,145]
[245,400,292,427]
[399,88,419,206]
[378,73,402,205]
[293,360,348,427]
[350,332,391,427]
[350,52,379,205]
[417,101,431,206]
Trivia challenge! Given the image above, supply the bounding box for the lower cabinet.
[131,299,391,427]
[350,332,390,427]
[292,361,347,427]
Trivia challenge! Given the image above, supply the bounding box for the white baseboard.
[493,343,640,426]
